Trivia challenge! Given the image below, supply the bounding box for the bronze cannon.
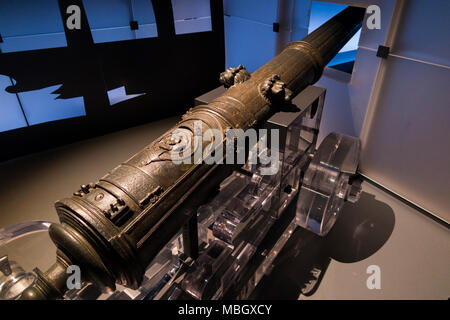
[21,6,365,299]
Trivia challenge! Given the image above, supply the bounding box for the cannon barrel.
[21,6,365,299]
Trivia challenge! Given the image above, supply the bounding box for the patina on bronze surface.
[21,6,365,299]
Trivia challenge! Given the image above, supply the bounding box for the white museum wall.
[359,0,450,222]
[269,0,450,221]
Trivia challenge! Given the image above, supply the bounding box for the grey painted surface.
[302,181,450,300]
[360,0,450,222]
[361,55,450,222]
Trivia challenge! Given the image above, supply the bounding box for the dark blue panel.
[82,0,134,43]
[135,24,158,39]
[82,0,131,29]
[0,0,65,36]
[0,75,28,132]
[132,0,158,39]
[172,0,212,35]
[132,0,157,24]
[0,0,67,53]
[89,27,135,43]
[0,33,67,53]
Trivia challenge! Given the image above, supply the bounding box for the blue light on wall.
[0,0,67,53]
[224,0,362,73]
[0,77,86,133]
[132,0,159,39]
[0,75,28,132]
[224,0,278,72]
[0,0,218,134]
[107,86,145,106]
[82,0,158,43]
[309,1,361,67]
[17,84,86,126]
[171,0,212,35]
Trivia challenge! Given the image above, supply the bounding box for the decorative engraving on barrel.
[259,74,293,107]
[140,124,203,166]
[219,65,251,88]
[139,185,164,208]
[138,132,189,166]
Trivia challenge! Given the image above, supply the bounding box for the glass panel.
[296,133,361,236]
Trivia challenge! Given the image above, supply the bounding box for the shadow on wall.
[0,0,225,162]
[251,191,395,299]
